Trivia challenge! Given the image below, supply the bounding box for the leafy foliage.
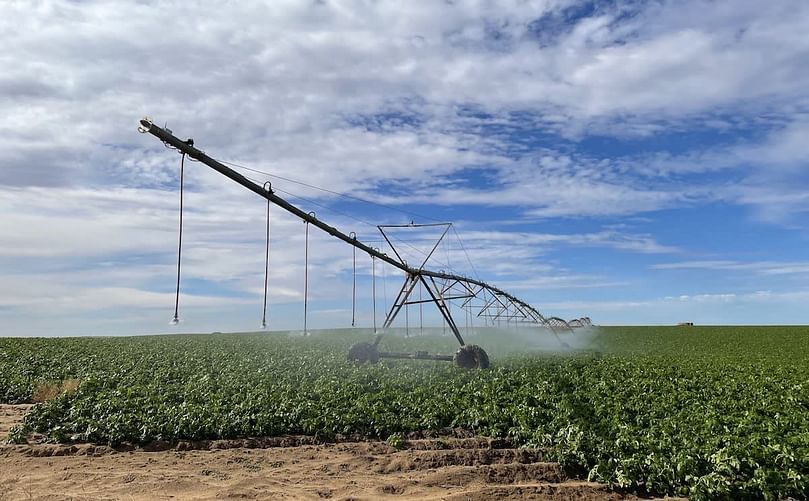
[385,432,405,450]
[1,327,808,499]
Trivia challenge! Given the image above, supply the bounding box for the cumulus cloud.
[652,260,809,275]
[2,0,809,333]
[545,289,809,325]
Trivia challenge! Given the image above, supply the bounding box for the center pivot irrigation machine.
[138,118,591,369]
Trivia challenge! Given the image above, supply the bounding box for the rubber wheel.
[348,342,380,364]
[453,344,490,369]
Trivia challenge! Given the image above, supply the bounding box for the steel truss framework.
[381,271,593,342]
[138,118,591,355]
[378,223,591,347]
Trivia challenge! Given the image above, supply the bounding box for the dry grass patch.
[32,378,81,403]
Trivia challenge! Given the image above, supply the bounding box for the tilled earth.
[0,405,658,500]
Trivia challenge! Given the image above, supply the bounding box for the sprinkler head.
[453,344,490,369]
[348,342,380,364]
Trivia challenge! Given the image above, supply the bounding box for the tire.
[453,344,490,369]
[348,342,380,364]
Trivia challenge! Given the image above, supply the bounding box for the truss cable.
[445,236,451,275]
[405,273,410,337]
[372,254,377,333]
[452,226,480,281]
[442,279,449,335]
[239,173,378,230]
[272,186,377,229]
[350,232,357,327]
[382,263,388,314]
[385,233,454,272]
[221,160,441,223]
[170,152,186,326]
[303,213,314,335]
[441,283,446,335]
[238,187,457,276]
[381,240,388,315]
[419,281,423,334]
[261,182,272,329]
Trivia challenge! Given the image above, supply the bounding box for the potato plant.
[1,327,808,499]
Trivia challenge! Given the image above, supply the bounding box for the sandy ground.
[0,404,653,500]
[0,405,32,439]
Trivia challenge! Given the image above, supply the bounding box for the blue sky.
[1,0,808,336]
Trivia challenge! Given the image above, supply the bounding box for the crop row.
[1,326,808,499]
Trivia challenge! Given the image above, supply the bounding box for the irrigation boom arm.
[139,119,403,271]
[138,118,588,337]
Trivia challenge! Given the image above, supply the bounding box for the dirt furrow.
[0,404,663,500]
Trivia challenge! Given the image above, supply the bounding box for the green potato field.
[1,326,808,499]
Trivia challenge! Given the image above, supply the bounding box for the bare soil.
[0,405,661,500]
[0,404,32,438]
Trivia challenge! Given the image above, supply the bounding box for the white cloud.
[3,0,807,185]
[2,0,809,333]
[454,228,678,256]
[546,289,809,325]
[652,260,809,275]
